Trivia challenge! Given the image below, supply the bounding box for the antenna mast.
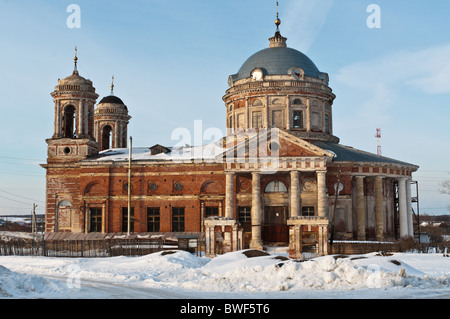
[375,128,382,156]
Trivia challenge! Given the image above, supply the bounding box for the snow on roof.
[85,140,228,163]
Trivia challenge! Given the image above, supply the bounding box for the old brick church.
[41,14,418,252]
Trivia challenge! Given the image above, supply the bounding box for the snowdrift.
[0,250,449,298]
[0,264,63,298]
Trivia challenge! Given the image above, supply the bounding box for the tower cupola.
[46,48,99,163]
[94,76,131,151]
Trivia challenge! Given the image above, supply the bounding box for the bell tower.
[94,76,131,151]
[46,48,99,163]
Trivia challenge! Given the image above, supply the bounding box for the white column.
[83,100,89,136]
[55,100,61,137]
[317,171,327,217]
[406,178,414,237]
[375,176,384,241]
[77,100,83,137]
[225,172,235,219]
[355,176,366,240]
[250,171,263,250]
[290,170,300,218]
[200,201,205,233]
[398,178,409,238]
[114,123,119,149]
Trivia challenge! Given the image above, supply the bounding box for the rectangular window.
[172,207,185,232]
[325,114,330,133]
[205,207,219,218]
[293,110,303,129]
[89,207,102,232]
[311,112,320,129]
[239,207,251,223]
[302,206,315,217]
[272,110,283,127]
[237,113,245,129]
[252,111,263,129]
[239,207,252,233]
[147,207,160,232]
[122,207,135,232]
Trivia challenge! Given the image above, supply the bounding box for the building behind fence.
[0,232,205,258]
[1,231,448,258]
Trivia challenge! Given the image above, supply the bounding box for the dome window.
[291,67,304,80]
[292,98,303,105]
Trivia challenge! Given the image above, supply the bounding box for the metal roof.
[313,141,418,167]
[232,47,320,81]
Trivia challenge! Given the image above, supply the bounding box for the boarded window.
[272,110,283,128]
[311,112,320,129]
[237,113,245,129]
[252,111,263,129]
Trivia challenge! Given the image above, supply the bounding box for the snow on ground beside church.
[0,250,449,299]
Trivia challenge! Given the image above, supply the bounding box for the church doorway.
[262,206,289,243]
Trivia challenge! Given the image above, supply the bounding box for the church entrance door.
[262,206,289,243]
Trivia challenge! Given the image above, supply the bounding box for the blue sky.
[0,0,449,216]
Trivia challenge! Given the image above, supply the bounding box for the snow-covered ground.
[0,249,449,299]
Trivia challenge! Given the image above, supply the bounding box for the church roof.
[99,95,125,105]
[232,46,321,81]
[313,141,418,168]
[82,132,417,170]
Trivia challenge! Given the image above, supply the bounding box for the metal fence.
[0,238,176,258]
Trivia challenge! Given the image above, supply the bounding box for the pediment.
[221,129,335,160]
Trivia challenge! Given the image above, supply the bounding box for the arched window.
[101,125,113,150]
[63,105,76,138]
[58,200,72,207]
[292,98,302,105]
[252,99,263,107]
[265,181,287,193]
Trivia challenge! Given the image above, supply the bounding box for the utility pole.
[32,203,37,233]
[127,136,132,236]
[330,165,342,251]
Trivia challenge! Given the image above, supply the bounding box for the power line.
[0,170,43,177]
[0,194,33,206]
[0,188,45,204]
[0,161,42,167]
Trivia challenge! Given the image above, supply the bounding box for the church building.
[41,11,419,253]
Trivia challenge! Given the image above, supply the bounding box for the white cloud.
[336,43,450,94]
[283,0,335,53]
[334,43,450,126]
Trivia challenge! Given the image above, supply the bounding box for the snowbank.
[0,264,63,298]
[0,250,449,298]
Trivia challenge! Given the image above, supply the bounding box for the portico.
[223,134,334,249]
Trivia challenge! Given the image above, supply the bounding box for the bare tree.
[441,180,450,195]
[440,179,450,211]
